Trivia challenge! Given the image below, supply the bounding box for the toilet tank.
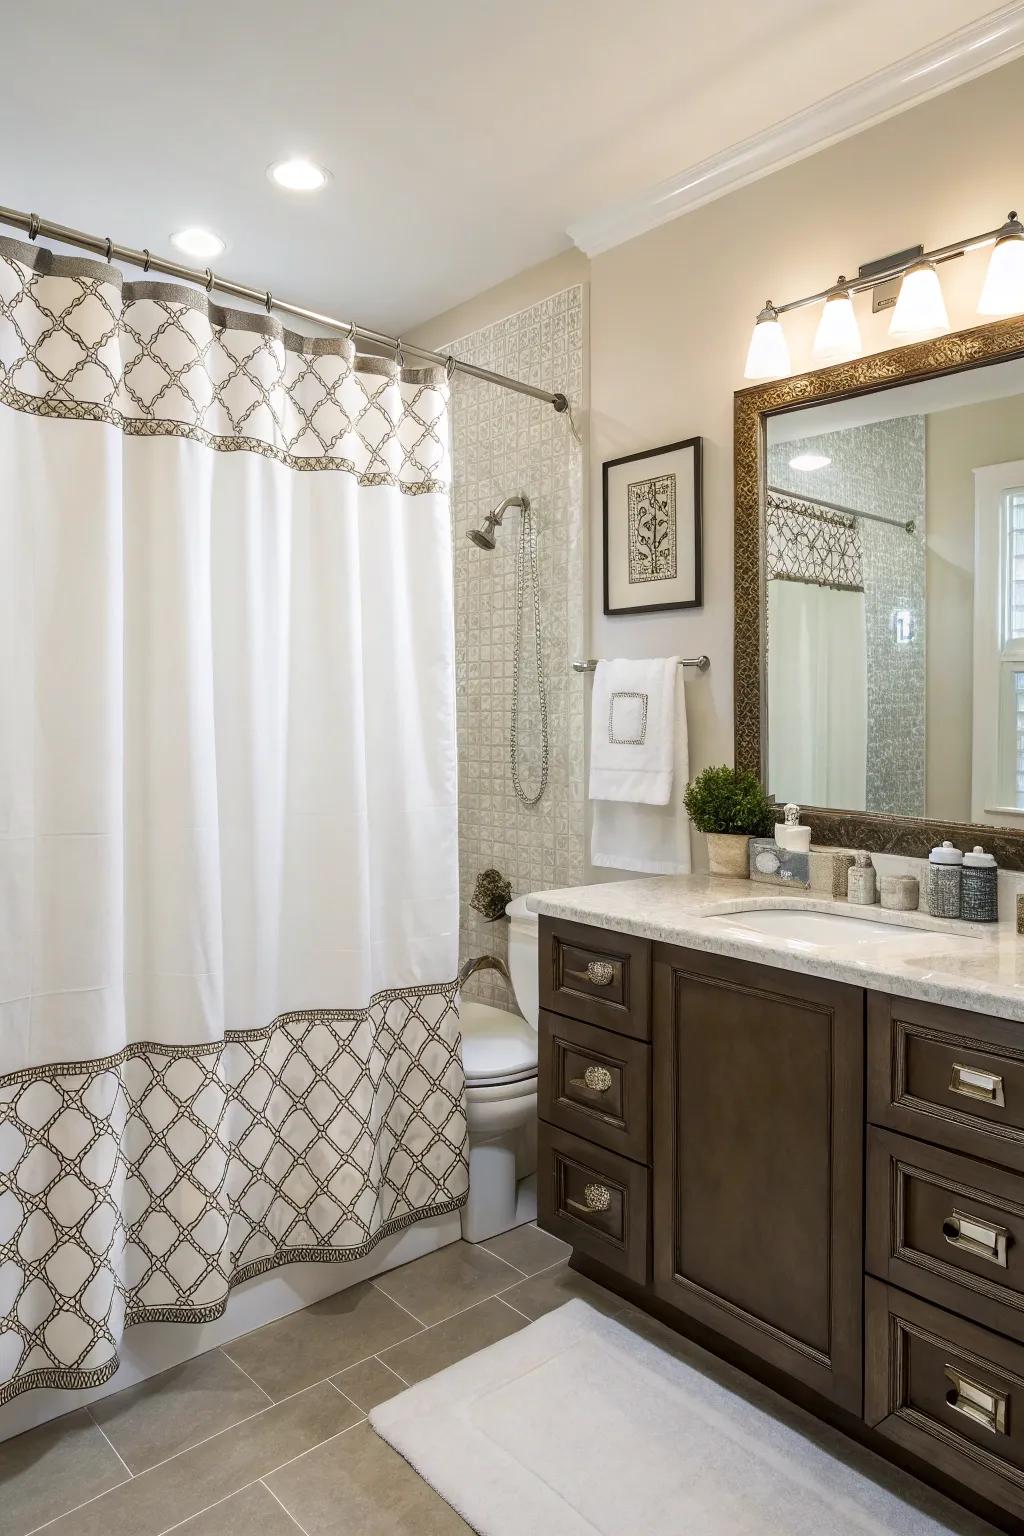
[505,895,539,1030]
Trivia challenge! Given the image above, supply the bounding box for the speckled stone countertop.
[528,873,1024,1024]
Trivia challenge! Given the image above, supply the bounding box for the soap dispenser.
[847,851,876,906]
[927,841,963,919]
[775,803,811,854]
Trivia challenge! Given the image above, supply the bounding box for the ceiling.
[0,0,1011,334]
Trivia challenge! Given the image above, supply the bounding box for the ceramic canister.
[927,841,963,919]
[961,846,998,922]
[879,874,919,911]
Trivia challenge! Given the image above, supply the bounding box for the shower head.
[466,492,529,550]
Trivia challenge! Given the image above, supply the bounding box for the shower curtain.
[0,237,466,1404]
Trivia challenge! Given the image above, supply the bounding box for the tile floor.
[2,1224,611,1536]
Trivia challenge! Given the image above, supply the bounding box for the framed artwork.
[602,436,703,615]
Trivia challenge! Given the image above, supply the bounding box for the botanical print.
[627,473,678,583]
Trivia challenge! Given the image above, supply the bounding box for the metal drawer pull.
[566,1182,613,1216]
[944,1366,1008,1435]
[942,1210,1009,1268]
[949,1062,1006,1107]
[569,1064,614,1094]
[585,960,615,986]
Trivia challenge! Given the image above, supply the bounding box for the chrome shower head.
[466,492,529,550]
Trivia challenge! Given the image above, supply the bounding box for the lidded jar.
[847,851,876,906]
[927,841,963,919]
[961,846,998,923]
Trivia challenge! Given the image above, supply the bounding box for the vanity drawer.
[868,993,1024,1172]
[537,1122,649,1284]
[539,1011,650,1163]
[539,917,651,1040]
[866,1278,1024,1518]
[867,1128,1024,1344]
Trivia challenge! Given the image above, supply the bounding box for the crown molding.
[567,5,1024,258]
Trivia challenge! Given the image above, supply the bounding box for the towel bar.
[572,656,710,673]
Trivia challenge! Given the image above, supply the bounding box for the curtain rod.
[0,205,569,414]
[767,484,916,534]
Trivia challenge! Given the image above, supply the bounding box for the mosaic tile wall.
[769,415,926,815]
[446,287,586,1006]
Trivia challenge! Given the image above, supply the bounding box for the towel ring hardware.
[572,657,710,673]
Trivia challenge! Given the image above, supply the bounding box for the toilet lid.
[459,999,538,1086]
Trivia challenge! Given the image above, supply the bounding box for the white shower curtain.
[767,578,867,810]
[0,237,466,1403]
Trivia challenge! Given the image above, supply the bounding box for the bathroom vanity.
[533,877,1024,1530]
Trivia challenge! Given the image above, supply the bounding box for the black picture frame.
[602,436,703,615]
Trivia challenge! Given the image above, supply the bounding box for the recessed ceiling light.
[789,453,831,472]
[170,227,225,260]
[269,157,330,192]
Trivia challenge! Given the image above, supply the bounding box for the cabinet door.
[652,944,865,1412]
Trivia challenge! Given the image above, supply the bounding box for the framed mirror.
[734,315,1024,867]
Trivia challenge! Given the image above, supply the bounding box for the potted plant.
[683,765,776,877]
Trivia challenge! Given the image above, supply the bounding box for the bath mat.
[370,1299,995,1536]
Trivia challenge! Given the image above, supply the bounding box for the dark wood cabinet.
[537,916,1024,1530]
[650,945,865,1412]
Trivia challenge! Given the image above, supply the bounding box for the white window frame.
[971,460,1024,822]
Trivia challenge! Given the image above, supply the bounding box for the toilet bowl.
[459,895,539,1243]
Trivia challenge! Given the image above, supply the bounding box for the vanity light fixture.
[789,453,831,472]
[743,301,791,382]
[888,260,950,337]
[269,157,330,192]
[742,209,1022,379]
[170,227,225,259]
[812,281,862,363]
[978,214,1024,315]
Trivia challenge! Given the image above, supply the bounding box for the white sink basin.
[704,906,979,953]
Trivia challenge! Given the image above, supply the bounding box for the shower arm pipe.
[767,484,916,534]
[0,205,570,413]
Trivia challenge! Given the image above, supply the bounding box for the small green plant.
[683,765,775,837]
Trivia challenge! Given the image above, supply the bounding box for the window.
[972,464,1024,820]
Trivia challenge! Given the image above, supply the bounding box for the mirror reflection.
[765,359,1024,827]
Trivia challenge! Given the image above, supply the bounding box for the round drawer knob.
[583,1182,612,1212]
[583,1064,613,1093]
[586,960,615,986]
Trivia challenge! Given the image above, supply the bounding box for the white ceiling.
[0,0,1012,333]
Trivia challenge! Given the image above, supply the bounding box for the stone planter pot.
[705,832,750,879]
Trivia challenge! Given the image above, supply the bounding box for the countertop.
[528,872,1024,1024]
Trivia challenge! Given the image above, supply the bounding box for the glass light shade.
[269,158,329,191]
[812,291,861,361]
[978,234,1024,316]
[743,311,791,381]
[888,262,949,337]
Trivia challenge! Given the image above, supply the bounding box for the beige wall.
[926,396,1024,820]
[412,56,1024,859]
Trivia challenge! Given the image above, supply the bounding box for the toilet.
[458,895,539,1243]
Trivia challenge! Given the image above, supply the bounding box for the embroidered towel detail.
[592,668,691,875]
[589,657,679,805]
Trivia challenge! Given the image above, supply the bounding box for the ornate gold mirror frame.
[734,314,1024,868]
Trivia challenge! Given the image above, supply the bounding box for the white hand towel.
[589,657,679,805]
[591,667,692,875]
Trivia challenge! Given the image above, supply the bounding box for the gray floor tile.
[0,1407,128,1536]
[499,1258,627,1320]
[224,1280,421,1400]
[90,1349,271,1474]
[372,1240,518,1326]
[379,1296,526,1386]
[267,1420,470,1535]
[171,1481,303,1534]
[330,1357,407,1411]
[480,1223,571,1277]
[42,1382,357,1536]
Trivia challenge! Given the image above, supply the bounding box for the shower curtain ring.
[394,336,404,368]
[142,248,152,273]
[104,237,113,262]
[28,213,40,242]
[265,290,273,314]
[204,268,215,293]
[445,355,456,383]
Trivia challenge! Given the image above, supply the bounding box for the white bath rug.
[371,1299,996,1536]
